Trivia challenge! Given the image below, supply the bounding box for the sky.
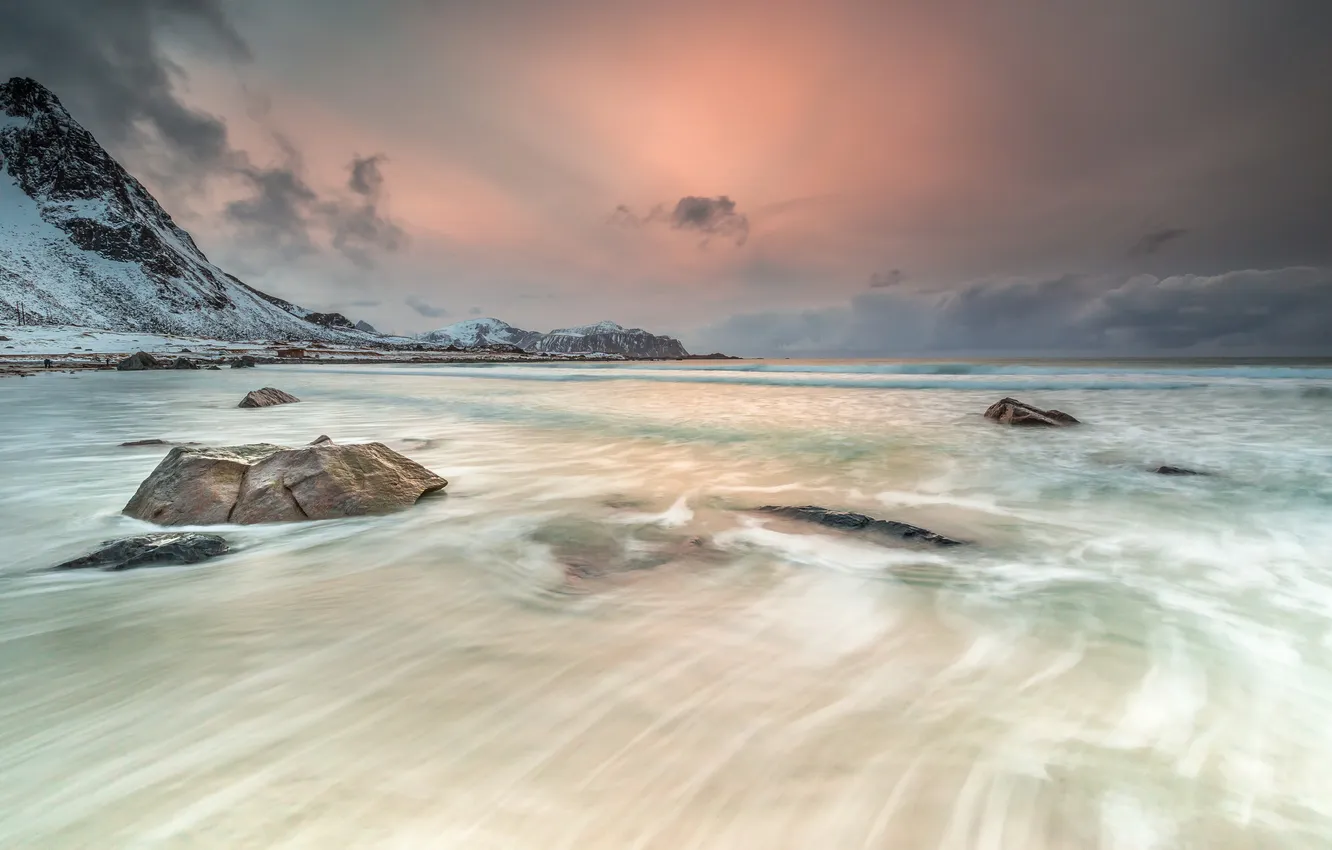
[2,0,1330,354]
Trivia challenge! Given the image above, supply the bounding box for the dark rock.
[53,532,229,572]
[123,442,447,526]
[238,387,299,408]
[757,505,964,546]
[354,320,377,333]
[116,351,161,371]
[206,364,221,370]
[171,357,198,370]
[984,397,1080,427]
[0,335,9,341]
[121,438,169,447]
[309,435,333,445]
[1155,465,1207,476]
[228,355,258,369]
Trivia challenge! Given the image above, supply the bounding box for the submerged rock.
[120,438,169,447]
[116,351,161,371]
[238,387,300,408]
[53,533,229,571]
[123,440,447,525]
[984,397,1080,427]
[1154,465,1208,476]
[757,505,964,546]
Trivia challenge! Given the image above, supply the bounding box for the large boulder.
[53,533,229,571]
[757,505,963,546]
[117,351,161,371]
[123,439,447,526]
[238,387,300,408]
[983,397,1080,427]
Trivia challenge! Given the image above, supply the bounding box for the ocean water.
[2,358,1331,849]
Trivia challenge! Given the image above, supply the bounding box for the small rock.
[310,435,333,445]
[206,364,221,371]
[172,357,199,370]
[238,387,300,408]
[53,533,230,572]
[984,397,1080,427]
[121,439,169,447]
[1155,465,1207,476]
[228,355,258,369]
[117,351,162,371]
[757,505,964,546]
[0,335,9,341]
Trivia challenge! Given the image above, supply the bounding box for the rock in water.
[116,351,161,371]
[983,397,1080,427]
[238,387,300,408]
[172,357,198,370]
[229,355,258,369]
[757,505,963,546]
[53,533,229,571]
[123,441,447,525]
[1155,465,1206,476]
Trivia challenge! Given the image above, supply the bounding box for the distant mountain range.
[0,77,691,357]
[417,317,689,358]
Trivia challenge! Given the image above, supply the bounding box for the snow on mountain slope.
[416,317,545,349]
[0,77,366,342]
[417,317,689,357]
[533,321,688,358]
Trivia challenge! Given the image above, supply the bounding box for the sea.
[2,358,1331,849]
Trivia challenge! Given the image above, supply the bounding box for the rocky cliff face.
[418,317,688,357]
[532,321,689,358]
[0,77,365,341]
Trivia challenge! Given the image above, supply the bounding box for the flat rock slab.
[123,439,448,525]
[1155,465,1208,476]
[238,387,300,408]
[757,505,964,546]
[53,533,230,571]
[984,397,1081,427]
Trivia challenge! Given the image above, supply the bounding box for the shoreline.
[0,324,738,377]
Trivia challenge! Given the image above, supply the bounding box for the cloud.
[869,269,906,288]
[0,0,248,180]
[1130,228,1189,257]
[469,306,483,315]
[348,154,387,196]
[405,295,450,318]
[612,195,750,247]
[692,267,1332,356]
[226,145,406,267]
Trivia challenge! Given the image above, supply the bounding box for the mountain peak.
[1,78,366,340]
[0,77,69,121]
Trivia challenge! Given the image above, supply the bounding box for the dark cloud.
[405,295,450,318]
[0,0,248,178]
[348,154,387,196]
[612,195,750,247]
[348,299,382,308]
[693,267,1332,356]
[226,146,406,267]
[469,306,483,315]
[869,269,906,288]
[1130,228,1189,257]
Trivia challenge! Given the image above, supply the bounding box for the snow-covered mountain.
[416,317,546,350]
[418,317,688,358]
[0,77,365,341]
[533,321,688,357]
